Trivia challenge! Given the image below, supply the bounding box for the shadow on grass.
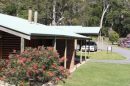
[75,56,90,65]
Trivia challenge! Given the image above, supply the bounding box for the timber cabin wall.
[56,39,65,58]
[0,31,54,59]
[56,39,75,69]
[0,30,75,70]
[25,39,53,48]
[67,40,75,69]
[0,31,20,59]
[56,39,65,68]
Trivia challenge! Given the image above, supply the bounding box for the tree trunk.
[52,0,56,25]
[100,4,110,28]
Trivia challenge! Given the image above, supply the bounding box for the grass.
[112,44,130,50]
[60,62,130,86]
[76,51,125,60]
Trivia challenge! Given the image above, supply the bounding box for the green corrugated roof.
[0,13,88,39]
[49,26,100,35]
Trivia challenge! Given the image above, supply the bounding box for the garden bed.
[0,46,69,86]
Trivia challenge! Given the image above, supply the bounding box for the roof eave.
[31,33,89,39]
[0,26,31,40]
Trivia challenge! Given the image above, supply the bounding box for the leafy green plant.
[0,46,69,85]
[109,30,119,44]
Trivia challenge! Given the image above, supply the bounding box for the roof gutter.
[31,33,90,39]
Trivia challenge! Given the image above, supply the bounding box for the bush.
[109,30,119,44]
[0,46,69,85]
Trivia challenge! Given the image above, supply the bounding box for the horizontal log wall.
[67,40,75,69]
[25,39,53,48]
[56,39,65,58]
[56,39,75,69]
[0,31,20,59]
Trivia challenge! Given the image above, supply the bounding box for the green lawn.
[60,62,130,86]
[77,51,125,60]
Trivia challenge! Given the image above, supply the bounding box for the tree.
[1,0,130,37]
[0,0,103,26]
[104,0,130,37]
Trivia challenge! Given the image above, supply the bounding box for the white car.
[81,41,97,52]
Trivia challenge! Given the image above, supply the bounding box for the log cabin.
[0,13,92,71]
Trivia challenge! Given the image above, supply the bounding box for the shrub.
[0,46,69,85]
[109,30,119,44]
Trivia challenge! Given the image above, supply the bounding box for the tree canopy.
[1,0,130,37]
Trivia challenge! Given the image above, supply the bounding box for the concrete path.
[90,43,130,64]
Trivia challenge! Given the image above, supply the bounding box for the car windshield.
[86,42,96,45]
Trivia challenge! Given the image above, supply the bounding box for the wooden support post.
[80,40,82,63]
[74,39,77,50]
[53,37,56,51]
[21,38,24,53]
[85,40,87,61]
[88,39,90,56]
[64,39,67,69]
[74,39,77,56]
[102,36,104,50]
[70,40,76,70]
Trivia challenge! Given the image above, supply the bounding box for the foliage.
[0,46,69,85]
[118,34,130,48]
[1,0,130,37]
[0,0,102,26]
[101,27,109,37]
[104,0,130,37]
[109,30,119,44]
[3,3,17,16]
[0,59,7,71]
